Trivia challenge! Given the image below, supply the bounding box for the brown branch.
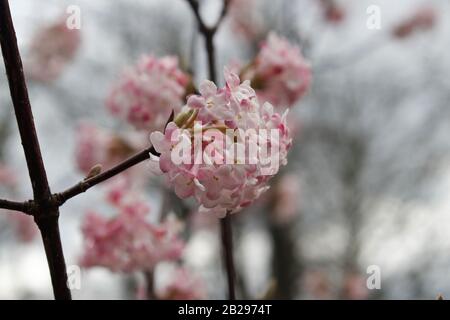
[185,0,236,301]
[185,0,230,81]
[0,199,32,214]
[0,0,70,300]
[220,214,236,300]
[54,146,159,206]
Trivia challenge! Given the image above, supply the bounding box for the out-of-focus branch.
[184,0,230,81]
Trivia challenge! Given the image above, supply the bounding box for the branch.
[220,214,236,300]
[0,0,71,300]
[54,146,159,206]
[184,0,229,82]
[185,0,235,300]
[0,199,32,214]
[0,0,51,202]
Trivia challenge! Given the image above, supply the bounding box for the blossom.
[342,272,370,300]
[0,163,17,188]
[318,0,345,24]
[150,69,292,217]
[106,55,190,131]
[393,7,436,38]
[241,33,311,108]
[75,123,136,175]
[228,0,264,40]
[26,17,81,82]
[80,193,184,273]
[157,267,206,300]
[7,213,38,243]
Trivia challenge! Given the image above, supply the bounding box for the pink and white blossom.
[150,69,292,217]
[26,17,81,82]
[0,164,17,188]
[228,0,264,40]
[107,55,190,131]
[157,267,206,300]
[80,193,184,273]
[7,213,38,243]
[319,0,345,24]
[241,33,311,108]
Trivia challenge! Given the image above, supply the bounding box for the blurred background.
[1,0,450,299]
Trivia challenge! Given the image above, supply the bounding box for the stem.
[0,199,32,213]
[205,34,217,82]
[144,271,155,300]
[184,0,235,300]
[0,0,71,300]
[220,214,236,300]
[55,146,159,206]
[38,214,72,300]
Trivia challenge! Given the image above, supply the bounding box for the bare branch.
[185,0,230,35]
[0,199,32,214]
[55,146,159,206]
[0,0,70,300]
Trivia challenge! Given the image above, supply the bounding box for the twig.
[54,146,159,206]
[220,214,236,300]
[184,0,236,301]
[0,0,71,300]
[184,0,230,81]
[0,199,32,214]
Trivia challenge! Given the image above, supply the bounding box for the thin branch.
[220,214,236,300]
[0,0,70,300]
[184,0,229,82]
[185,0,209,35]
[185,0,236,300]
[0,199,32,214]
[54,146,159,206]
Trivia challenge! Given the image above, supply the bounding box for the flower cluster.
[107,55,191,131]
[0,163,16,188]
[318,0,345,24]
[7,213,38,243]
[150,69,292,217]
[241,33,311,108]
[228,0,264,40]
[80,192,184,273]
[26,18,81,82]
[156,267,206,300]
[393,7,436,39]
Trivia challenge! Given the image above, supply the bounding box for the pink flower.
[7,213,38,243]
[228,0,264,40]
[0,164,17,188]
[26,16,81,82]
[319,0,345,24]
[80,193,185,273]
[75,123,136,175]
[107,55,190,131]
[157,267,206,300]
[342,272,370,300]
[241,33,311,108]
[150,69,292,217]
[393,7,436,38]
